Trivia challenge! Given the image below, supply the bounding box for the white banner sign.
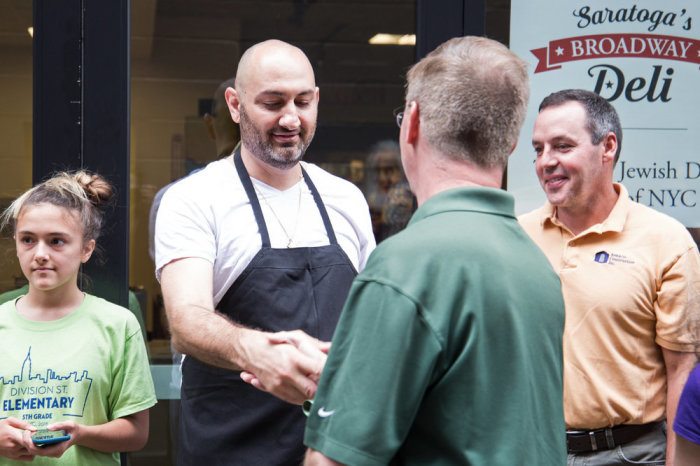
[508,1,700,227]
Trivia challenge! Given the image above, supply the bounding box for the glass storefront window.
[0,2,33,299]
[486,0,511,45]
[130,2,416,463]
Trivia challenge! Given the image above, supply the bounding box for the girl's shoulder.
[81,293,142,331]
[0,298,16,316]
[0,285,28,305]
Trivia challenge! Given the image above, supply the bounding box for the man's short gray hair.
[405,36,529,168]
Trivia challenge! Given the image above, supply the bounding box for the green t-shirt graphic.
[0,294,156,465]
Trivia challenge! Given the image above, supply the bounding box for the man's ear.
[405,101,420,144]
[601,132,617,164]
[225,87,241,124]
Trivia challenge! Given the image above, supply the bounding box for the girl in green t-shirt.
[0,171,155,464]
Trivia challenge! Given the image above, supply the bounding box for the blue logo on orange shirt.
[593,251,635,265]
[594,251,610,263]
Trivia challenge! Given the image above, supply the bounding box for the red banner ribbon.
[531,33,700,73]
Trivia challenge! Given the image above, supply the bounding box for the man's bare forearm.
[662,348,696,466]
[160,257,327,405]
[161,257,251,371]
[168,302,251,371]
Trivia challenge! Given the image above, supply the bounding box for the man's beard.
[239,104,316,170]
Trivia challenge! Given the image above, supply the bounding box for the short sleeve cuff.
[304,429,387,466]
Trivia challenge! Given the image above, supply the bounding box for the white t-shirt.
[155,157,375,306]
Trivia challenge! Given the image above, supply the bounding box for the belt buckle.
[566,429,603,453]
[588,431,598,451]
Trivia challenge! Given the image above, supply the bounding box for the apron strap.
[234,147,339,247]
[301,167,338,245]
[234,148,271,248]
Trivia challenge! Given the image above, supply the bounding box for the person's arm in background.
[160,257,328,405]
[673,363,700,466]
[662,349,696,466]
[674,435,700,466]
[654,238,700,466]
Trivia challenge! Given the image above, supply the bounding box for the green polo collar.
[409,186,516,227]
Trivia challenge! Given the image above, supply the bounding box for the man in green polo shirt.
[303,36,567,465]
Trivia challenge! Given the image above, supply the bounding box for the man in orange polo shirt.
[520,89,700,465]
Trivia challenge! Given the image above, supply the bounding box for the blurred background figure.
[364,140,414,242]
[148,77,239,262]
[203,77,241,161]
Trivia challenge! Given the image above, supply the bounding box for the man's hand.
[239,330,331,404]
[304,448,345,465]
[267,330,331,383]
[0,417,36,461]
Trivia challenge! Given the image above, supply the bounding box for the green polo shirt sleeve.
[304,277,443,465]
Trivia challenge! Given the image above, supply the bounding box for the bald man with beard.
[155,40,375,465]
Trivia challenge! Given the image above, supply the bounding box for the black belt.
[566,422,662,453]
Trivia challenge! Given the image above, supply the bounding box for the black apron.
[178,150,358,465]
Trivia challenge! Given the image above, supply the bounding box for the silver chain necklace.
[254,173,303,248]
